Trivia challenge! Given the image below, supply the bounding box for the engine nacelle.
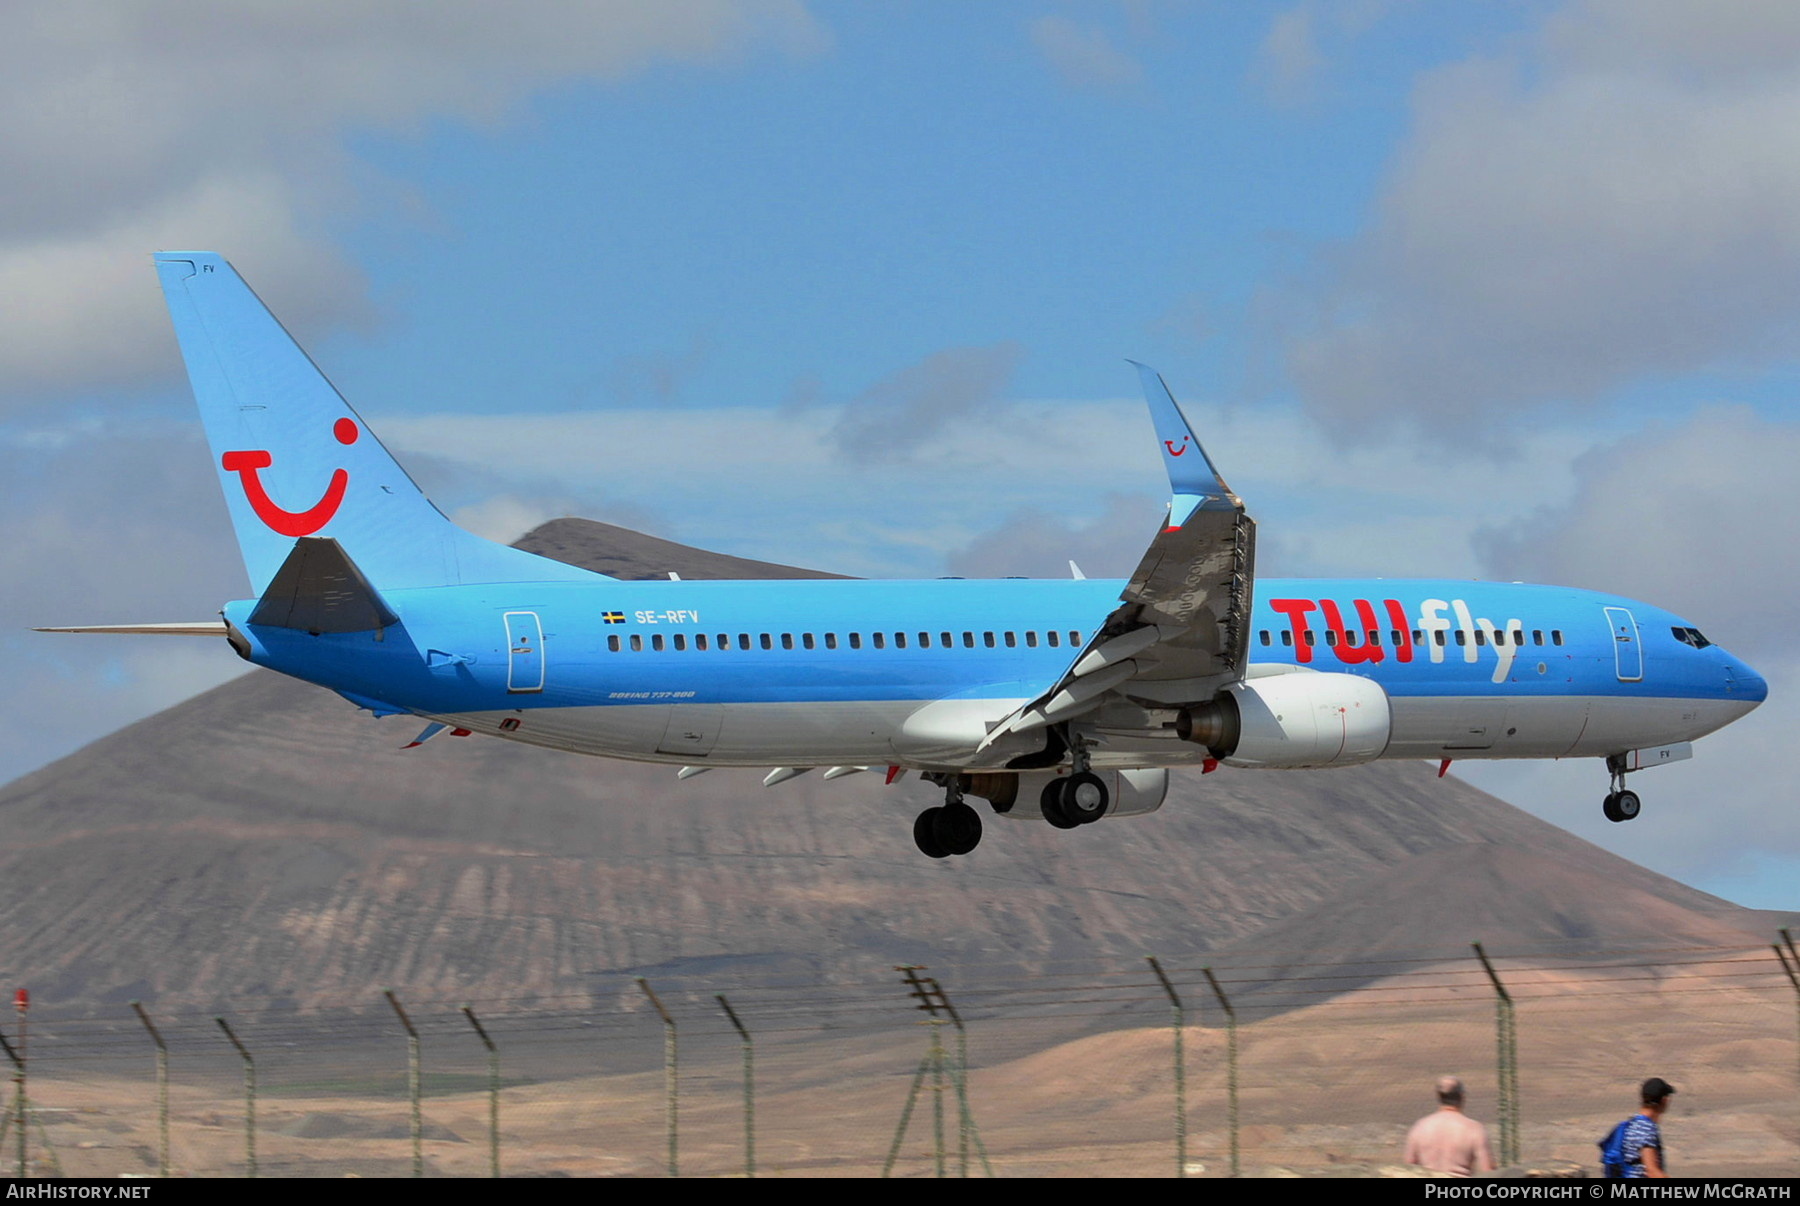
[966,768,1169,821]
[1178,672,1391,769]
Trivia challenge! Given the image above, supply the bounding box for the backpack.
[1598,1119,1631,1178]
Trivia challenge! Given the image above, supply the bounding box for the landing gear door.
[1603,607,1643,682]
[504,611,545,693]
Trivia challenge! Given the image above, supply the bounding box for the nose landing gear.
[1602,756,1642,823]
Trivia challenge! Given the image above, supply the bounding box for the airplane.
[39,252,1769,859]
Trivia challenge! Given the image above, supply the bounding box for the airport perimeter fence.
[4,935,1800,1178]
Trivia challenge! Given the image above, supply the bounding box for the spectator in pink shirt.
[1405,1075,1498,1176]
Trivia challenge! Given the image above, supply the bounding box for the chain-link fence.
[4,937,1798,1177]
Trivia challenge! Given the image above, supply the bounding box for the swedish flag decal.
[602,611,625,624]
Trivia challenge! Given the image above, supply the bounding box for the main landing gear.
[913,781,983,859]
[1602,755,1642,823]
[1040,772,1109,829]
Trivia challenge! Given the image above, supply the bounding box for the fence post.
[461,1006,500,1179]
[886,967,991,1178]
[214,1017,255,1178]
[130,1002,170,1177]
[716,995,754,1178]
[1773,932,1800,1134]
[1202,966,1240,1178]
[1472,942,1519,1165]
[12,990,24,1178]
[384,990,422,1178]
[1145,957,1187,1178]
[636,978,678,1177]
[0,1028,22,1178]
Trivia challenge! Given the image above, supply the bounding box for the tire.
[1614,789,1641,821]
[1602,792,1623,823]
[1063,771,1110,824]
[914,807,951,857]
[1040,779,1080,829]
[933,801,982,855]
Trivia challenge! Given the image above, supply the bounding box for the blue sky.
[1,2,1796,908]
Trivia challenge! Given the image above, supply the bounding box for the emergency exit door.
[504,611,545,693]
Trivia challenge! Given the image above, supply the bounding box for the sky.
[2,1,1796,908]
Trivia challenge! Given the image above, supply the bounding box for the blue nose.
[1730,657,1768,703]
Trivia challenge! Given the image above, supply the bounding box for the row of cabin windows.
[1256,628,1566,649]
[607,629,1085,654]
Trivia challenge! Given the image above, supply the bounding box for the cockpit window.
[1671,626,1712,649]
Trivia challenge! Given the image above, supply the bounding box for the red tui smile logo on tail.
[222,418,359,536]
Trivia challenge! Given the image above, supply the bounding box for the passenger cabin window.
[802,633,815,650]
[695,634,708,651]
[1532,630,1544,645]
[983,632,996,648]
[1473,631,1485,647]
[630,635,643,652]
[850,633,862,650]
[1026,631,1039,647]
[1434,631,1446,647]
[918,632,931,648]
[1281,631,1293,647]
[673,634,686,651]
[1047,631,1060,648]
[1455,631,1466,646]
[1552,630,1565,646]
[1004,632,1017,647]
[738,634,751,651]
[652,634,665,651]
[963,632,975,648]
[1259,630,1271,646]
[1303,631,1315,647]
[894,633,907,649]
[1325,630,1338,646]
[760,634,772,650]
[780,634,794,650]
[608,635,620,652]
[873,633,886,649]
[825,633,838,650]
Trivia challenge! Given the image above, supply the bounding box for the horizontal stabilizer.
[35,622,227,636]
[249,537,399,634]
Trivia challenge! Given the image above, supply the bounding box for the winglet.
[1128,361,1234,530]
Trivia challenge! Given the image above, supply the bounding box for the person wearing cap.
[1404,1075,1497,1176]
[1620,1077,1675,1178]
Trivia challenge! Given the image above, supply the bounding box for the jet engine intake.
[1178,672,1391,768]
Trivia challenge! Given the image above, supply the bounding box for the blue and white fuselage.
[40,253,1767,858]
[226,576,1761,771]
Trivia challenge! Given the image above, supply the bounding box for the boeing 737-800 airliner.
[40,253,1768,859]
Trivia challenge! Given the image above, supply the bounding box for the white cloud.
[1286,0,1800,429]
[1254,7,1324,107]
[1474,405,1800,660]
[0,1,825,401]
[1029,16,1144,93]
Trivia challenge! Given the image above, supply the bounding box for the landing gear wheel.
[932,801,983,855]
[913,807,951,858]
[1062,771,1110,824]
[1040,779,1080,830]
[1610,789,1641,823]
[1602,785,1643,823]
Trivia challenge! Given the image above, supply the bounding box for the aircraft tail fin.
[153,252,604,594]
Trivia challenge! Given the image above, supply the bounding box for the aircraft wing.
[986,365,1255,743]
